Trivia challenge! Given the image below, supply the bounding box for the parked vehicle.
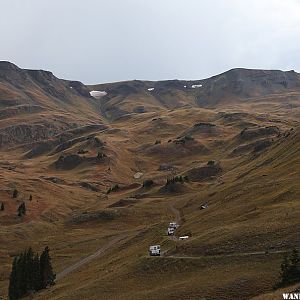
[149,245,161,256]
[167,227,175,236]
[201,202,208,210]
[179,236,189,240]
[169,222,179,229]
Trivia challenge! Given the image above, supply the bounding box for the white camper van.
[149,245,161,256]
[179,236,189,240]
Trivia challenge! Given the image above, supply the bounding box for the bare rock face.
[69,210,119,224]
[0,105,43,120]
[239,126,279,141]
[194,68,300,106]
[0,124,59,147]
[54,154,83,170]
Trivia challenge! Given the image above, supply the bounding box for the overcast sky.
[1,0,300,84]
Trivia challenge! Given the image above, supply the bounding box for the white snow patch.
[148,88,155,91]
[191,84,202,89]
[184,85,187,88]
[90,90,107,99]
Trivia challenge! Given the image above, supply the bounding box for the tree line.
[274,248,300,289]
[8,246,55,300]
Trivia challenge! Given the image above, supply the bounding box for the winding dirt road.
[56,234,126,281]
[168,201,182,225]
[157,249,288,260]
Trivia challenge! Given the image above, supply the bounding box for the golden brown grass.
[0,95,299,300]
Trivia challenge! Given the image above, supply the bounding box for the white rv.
[149,245,161,256]
[179,236,189,240]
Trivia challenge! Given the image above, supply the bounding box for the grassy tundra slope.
[0,62,300,299]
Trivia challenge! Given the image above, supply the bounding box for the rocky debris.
[68,81,92,97]
[151,117,163,122]
[158,163,175,171]
[218,112,250,122]
[186,161,222,182]
[0,123,59,147]
[41,176,66,184]
[54,151,109,170]
[159,181,187,194]
[77,149,89,154]
[77,182,100,192]
[195,68,300,106]
[174,135,194,144]
[193,122,216,130]
[0,105,44,120]
[253,139,273,153]
[69,210,119,224]
[239,126,279,141]
[52,136,87,154]
[57,125,107,140]
[109,198,138,208]
[133,106,146,113]
[181,122,218,138]
[25,140,56,158]
[54,154,83,170]
[92,136,105,147]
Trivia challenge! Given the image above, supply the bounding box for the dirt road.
[56,234,126,281]
[158,249,287,260]
[168,201,182,225]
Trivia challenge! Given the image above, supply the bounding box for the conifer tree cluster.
[274,249,300,289]
[8,247,55,300]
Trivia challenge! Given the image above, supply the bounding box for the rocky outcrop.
[54,154,83,170]
[0,105,43,120]
[195,68,300,106]
[186,161,222,182]
[231,139,273,156]
[0,124,59,147]
[239,126,279,141]
[69,210,119,224]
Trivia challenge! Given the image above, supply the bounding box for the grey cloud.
[1,0,300,83]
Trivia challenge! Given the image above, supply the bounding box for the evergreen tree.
[25,247,34,291]
[274,249,300,289]
[288,249,300,284]
[8,247,55,298]
[40,246,55,288]
[0,202,4,211]
[12,189,18,198]
[17,202,26,217]
[8,257,19,300]
[29,194,32,201]
[32,253,42,291]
